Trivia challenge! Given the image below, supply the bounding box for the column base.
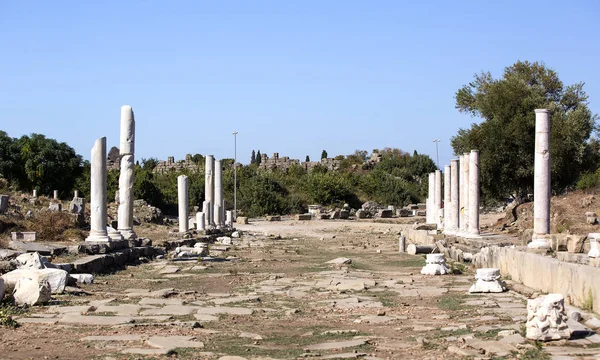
[528,234,551,249]
[443,229,458,236]
[118,229,137,240]
[86,231,110,242]
[462,232,482,239]
[107,227,124,241]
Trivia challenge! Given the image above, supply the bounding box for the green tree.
[321,150,328,159]
[452,61,599,202]
[16,134,84,195]
[305,155,310,162]
[251,150,256,164]
[256,150,262,165]
[0,131,21,185]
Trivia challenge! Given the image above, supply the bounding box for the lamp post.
[232,131,238,219]
[433,139,440,169]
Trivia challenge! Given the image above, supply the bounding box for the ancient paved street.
[1,220,598,359]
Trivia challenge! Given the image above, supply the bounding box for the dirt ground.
[0,218,596,360]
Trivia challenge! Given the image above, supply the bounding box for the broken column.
[205,155,215,226]
[526,294,571,341]
[178,175,189,233]
[202,200,211,228]
[196,212,205,231]
[588,233,600,258]
[226,210,233,227]
[529,109,551,249]
[435,170,442,227]
[443,165,451,230]
[469,268,506,293]
[85,137,110,242]
[214,159,223,227]
[420,253,450,275]
[32,190,38,198]
[448,159,459,234]
[53,190,58,200]
[117,105,137,240]
[468,150,480,236]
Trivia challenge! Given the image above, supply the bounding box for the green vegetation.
[453,60,599,203]
[0,298,27,328]
[0,139,436,217]
[436,293,470,311]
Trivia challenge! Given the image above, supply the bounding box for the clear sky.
[1,1,599,168]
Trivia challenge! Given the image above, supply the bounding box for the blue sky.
[1,1,599,167]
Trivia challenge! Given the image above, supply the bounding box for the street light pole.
[232,131,238,219]
[433,139,440,169]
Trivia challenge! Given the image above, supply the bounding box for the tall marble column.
[443,165,451,232]
[468,150,480,236]
[461,153,470,234]
[226,210,233,227]
[205,155,215,226]
[214,159,223,226]
[178,175,189,233]
[117,105,137,240]
[529,109,551,248]
[448,159,460,234]
[435,170,442,227]
[427,172,435,224]
[86,137,110,242]
[458,155,466,233]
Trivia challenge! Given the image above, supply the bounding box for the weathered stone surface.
[140,305,198,316]
[59,314,134,325]
[69,273,94,285]
[326,257,352,266]
[378,209,393,218]
[304,339,366,351]
[526,294,571,341]
[469,268,507,293]
[11,232,37,242]
[236,216,248,224]
[13,277,51,306]
[81,335,143,341]
[15,252,53,269]
[146,335,204,349]
[406,244,437,255]
[196,306,254,315]
[0,194,8,213]
[413,223,436,230]
[2,268,67,293]
[139,297,184,306]
[295,214,312,221]
[421,254,449,275]
[0,278,4,301]
[266,215,281,221]
[9,241,66,256]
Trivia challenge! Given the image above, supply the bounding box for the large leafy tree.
[16,133,84,195]
[452,61,598,202]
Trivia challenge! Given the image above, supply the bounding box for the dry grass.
[24,210,80,242]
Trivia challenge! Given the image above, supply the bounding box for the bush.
[576,172,599,191]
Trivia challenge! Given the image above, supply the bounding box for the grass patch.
[437,293,470,311]
[520,348,550,359]
[583,289,594,312]
[0,298,27,328]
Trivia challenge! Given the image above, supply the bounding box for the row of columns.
[86,105,138,242]
[427,149,480,237]
[176,155,229,233]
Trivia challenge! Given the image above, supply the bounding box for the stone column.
[427,172,435,224]
[196,212,205,231]
[461,153,470,234]
[443,165,451,230]
[448,159,459,234]
[32,190,37,198]
[214,159,223,226]
[435,170,442,227]
[226,210,233,227]
[458,155,466,233]
[468,150,480,236]
[85,137,110,242]
[178,175,189,233]
[53,190,58,200]
[117,105,137,240]
[74,190,79,198]
[530,109,551,248]
[205,155,215,226]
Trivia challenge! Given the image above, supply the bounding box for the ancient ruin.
[469,268,506,293]
[529,109,552,248]
[117,105,137,240]
[85,137,110,242]
[526,294,571,341]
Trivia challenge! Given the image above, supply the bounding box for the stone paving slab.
[95,304,143,316]
[139,297,184,306]
[139,336,205,351]
[158,265,180,274]
[80,335,143,341]
[16,317,59,325]
[196,306,254,315]
[59,314,134,326]
[139,305,199,316]
[212,295,261,305]
[304,339,367,351]
[194,314,220,322]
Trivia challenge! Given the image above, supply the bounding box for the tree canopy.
[451,61,599,202]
